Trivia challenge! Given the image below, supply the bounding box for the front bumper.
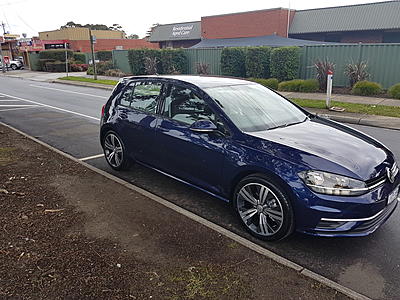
[294,179,400,237]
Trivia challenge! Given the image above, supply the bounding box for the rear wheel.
[102,131,131,171]
[233,174,294,241]
[10,64,17,70]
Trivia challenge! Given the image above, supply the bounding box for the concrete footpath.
[2,69,400,130]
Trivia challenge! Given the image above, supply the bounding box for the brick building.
[149,1,400,48]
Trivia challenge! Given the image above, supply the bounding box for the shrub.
[144,57,159,75]
[73,53,86,64]
[221,47,246,77]
[250,78,279,90]
[278,79,304,92]
[299,79,319,92]
[196,62,210,75]
[159,49,187,74]
[96,50,112,62]
[127,49,187,75]
[39,50,73,62]
[388,83,400,99]
[270,47,300,81]
[44,61,69,72]
[352,81,382,96]
[70,64,88,72]
[104,69,128,77]
[345,61,369,87]
[87,61,114,75]
[314,58,335,90]
[245,47,271,78]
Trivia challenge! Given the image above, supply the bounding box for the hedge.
[277,79,319,92]
[73,53,86,64]
[352,81,382,96]
[87,61,114,75]
[39,50,73,62]
[245,47,271,78]
[221,47,246,77]
[250,78,279,90]
[127,49,187,75]
[96,50,112,62]
[388,83,400,99]
[270,47,300,81]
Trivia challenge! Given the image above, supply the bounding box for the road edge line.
[1,121,371,300]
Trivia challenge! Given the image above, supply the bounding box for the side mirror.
[189,119,217,133]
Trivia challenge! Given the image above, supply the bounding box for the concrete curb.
[52,79,114,90]
[1,121,371,300]
[308,109,400,131]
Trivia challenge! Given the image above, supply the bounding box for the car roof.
[123,75,256,89]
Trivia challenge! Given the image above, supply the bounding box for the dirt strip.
[0,124,349,300]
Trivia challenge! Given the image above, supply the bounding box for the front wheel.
[233,174,295,241]
[102,131,131,171]
[10,64,17,70]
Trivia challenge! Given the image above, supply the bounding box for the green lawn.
[59,76,118,86]
[291,98,400,118]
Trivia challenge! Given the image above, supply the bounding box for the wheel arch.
[229,167,297,206]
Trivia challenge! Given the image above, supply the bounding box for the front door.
[155,84,227,195]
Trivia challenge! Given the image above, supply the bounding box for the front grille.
[365,174,386,188]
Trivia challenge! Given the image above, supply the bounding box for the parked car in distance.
[100,75,400,241]
[0,57,23,70]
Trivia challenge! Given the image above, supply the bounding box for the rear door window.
[119,81,162,114]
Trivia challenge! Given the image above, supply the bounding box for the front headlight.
[298,170,367,196]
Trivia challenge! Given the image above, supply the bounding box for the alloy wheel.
[236,183,284,237]
[103,133,124,168]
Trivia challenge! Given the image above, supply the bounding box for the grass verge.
[291,98,400,118]
[59,76,118,86]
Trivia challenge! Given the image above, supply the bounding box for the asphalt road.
[1,76,400,299]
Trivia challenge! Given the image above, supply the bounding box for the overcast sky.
[0,0,390,38]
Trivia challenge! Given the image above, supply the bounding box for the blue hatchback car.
[100,75,400,241]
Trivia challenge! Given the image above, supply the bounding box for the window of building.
[162,85,215,126]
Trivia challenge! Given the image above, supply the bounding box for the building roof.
[149,21,201,42]
[191,34,333,48]
[289,1,400,34]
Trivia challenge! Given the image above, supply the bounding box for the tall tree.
[127,34,139,39]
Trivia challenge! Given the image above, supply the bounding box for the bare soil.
[0,124,349,300]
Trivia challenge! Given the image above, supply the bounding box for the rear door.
[116,80,164,165]
[154,83,228,194]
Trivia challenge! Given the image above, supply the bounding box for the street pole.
[89,29,97,80]
[287,0,291,38]
[326,70,333,109]
[0,41,5,73]
[65,42,69,77]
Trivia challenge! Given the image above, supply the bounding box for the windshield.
[205,84,307,132]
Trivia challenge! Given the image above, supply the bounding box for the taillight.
[101,104,106,116]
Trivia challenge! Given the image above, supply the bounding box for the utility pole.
[65,42,69,77]
[89,28,97,80]
[0,41,5,73]
[287,0,291,38]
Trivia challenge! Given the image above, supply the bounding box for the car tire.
[10,64,17,70]
[233,174,295,241]
[102,131,132,171]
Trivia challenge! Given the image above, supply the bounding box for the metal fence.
[300,44,400,88]
[184,48,222,75]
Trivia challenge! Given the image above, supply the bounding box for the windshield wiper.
[268,116,308,130]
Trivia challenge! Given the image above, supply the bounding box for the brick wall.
[201,8,295,39]
[69,39,159,52]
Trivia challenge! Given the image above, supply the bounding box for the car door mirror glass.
[190,120,217,133]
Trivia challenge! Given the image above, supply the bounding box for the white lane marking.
[0,99,23,102]
[0,104,38,107]
[0,106,39,112]
[0,92,100,121]
[29,84,108,99]
[79,153,104,161]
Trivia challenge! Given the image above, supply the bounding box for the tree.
[59,22,125,32]
[127,34,139,39]
[146,23,160,38]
